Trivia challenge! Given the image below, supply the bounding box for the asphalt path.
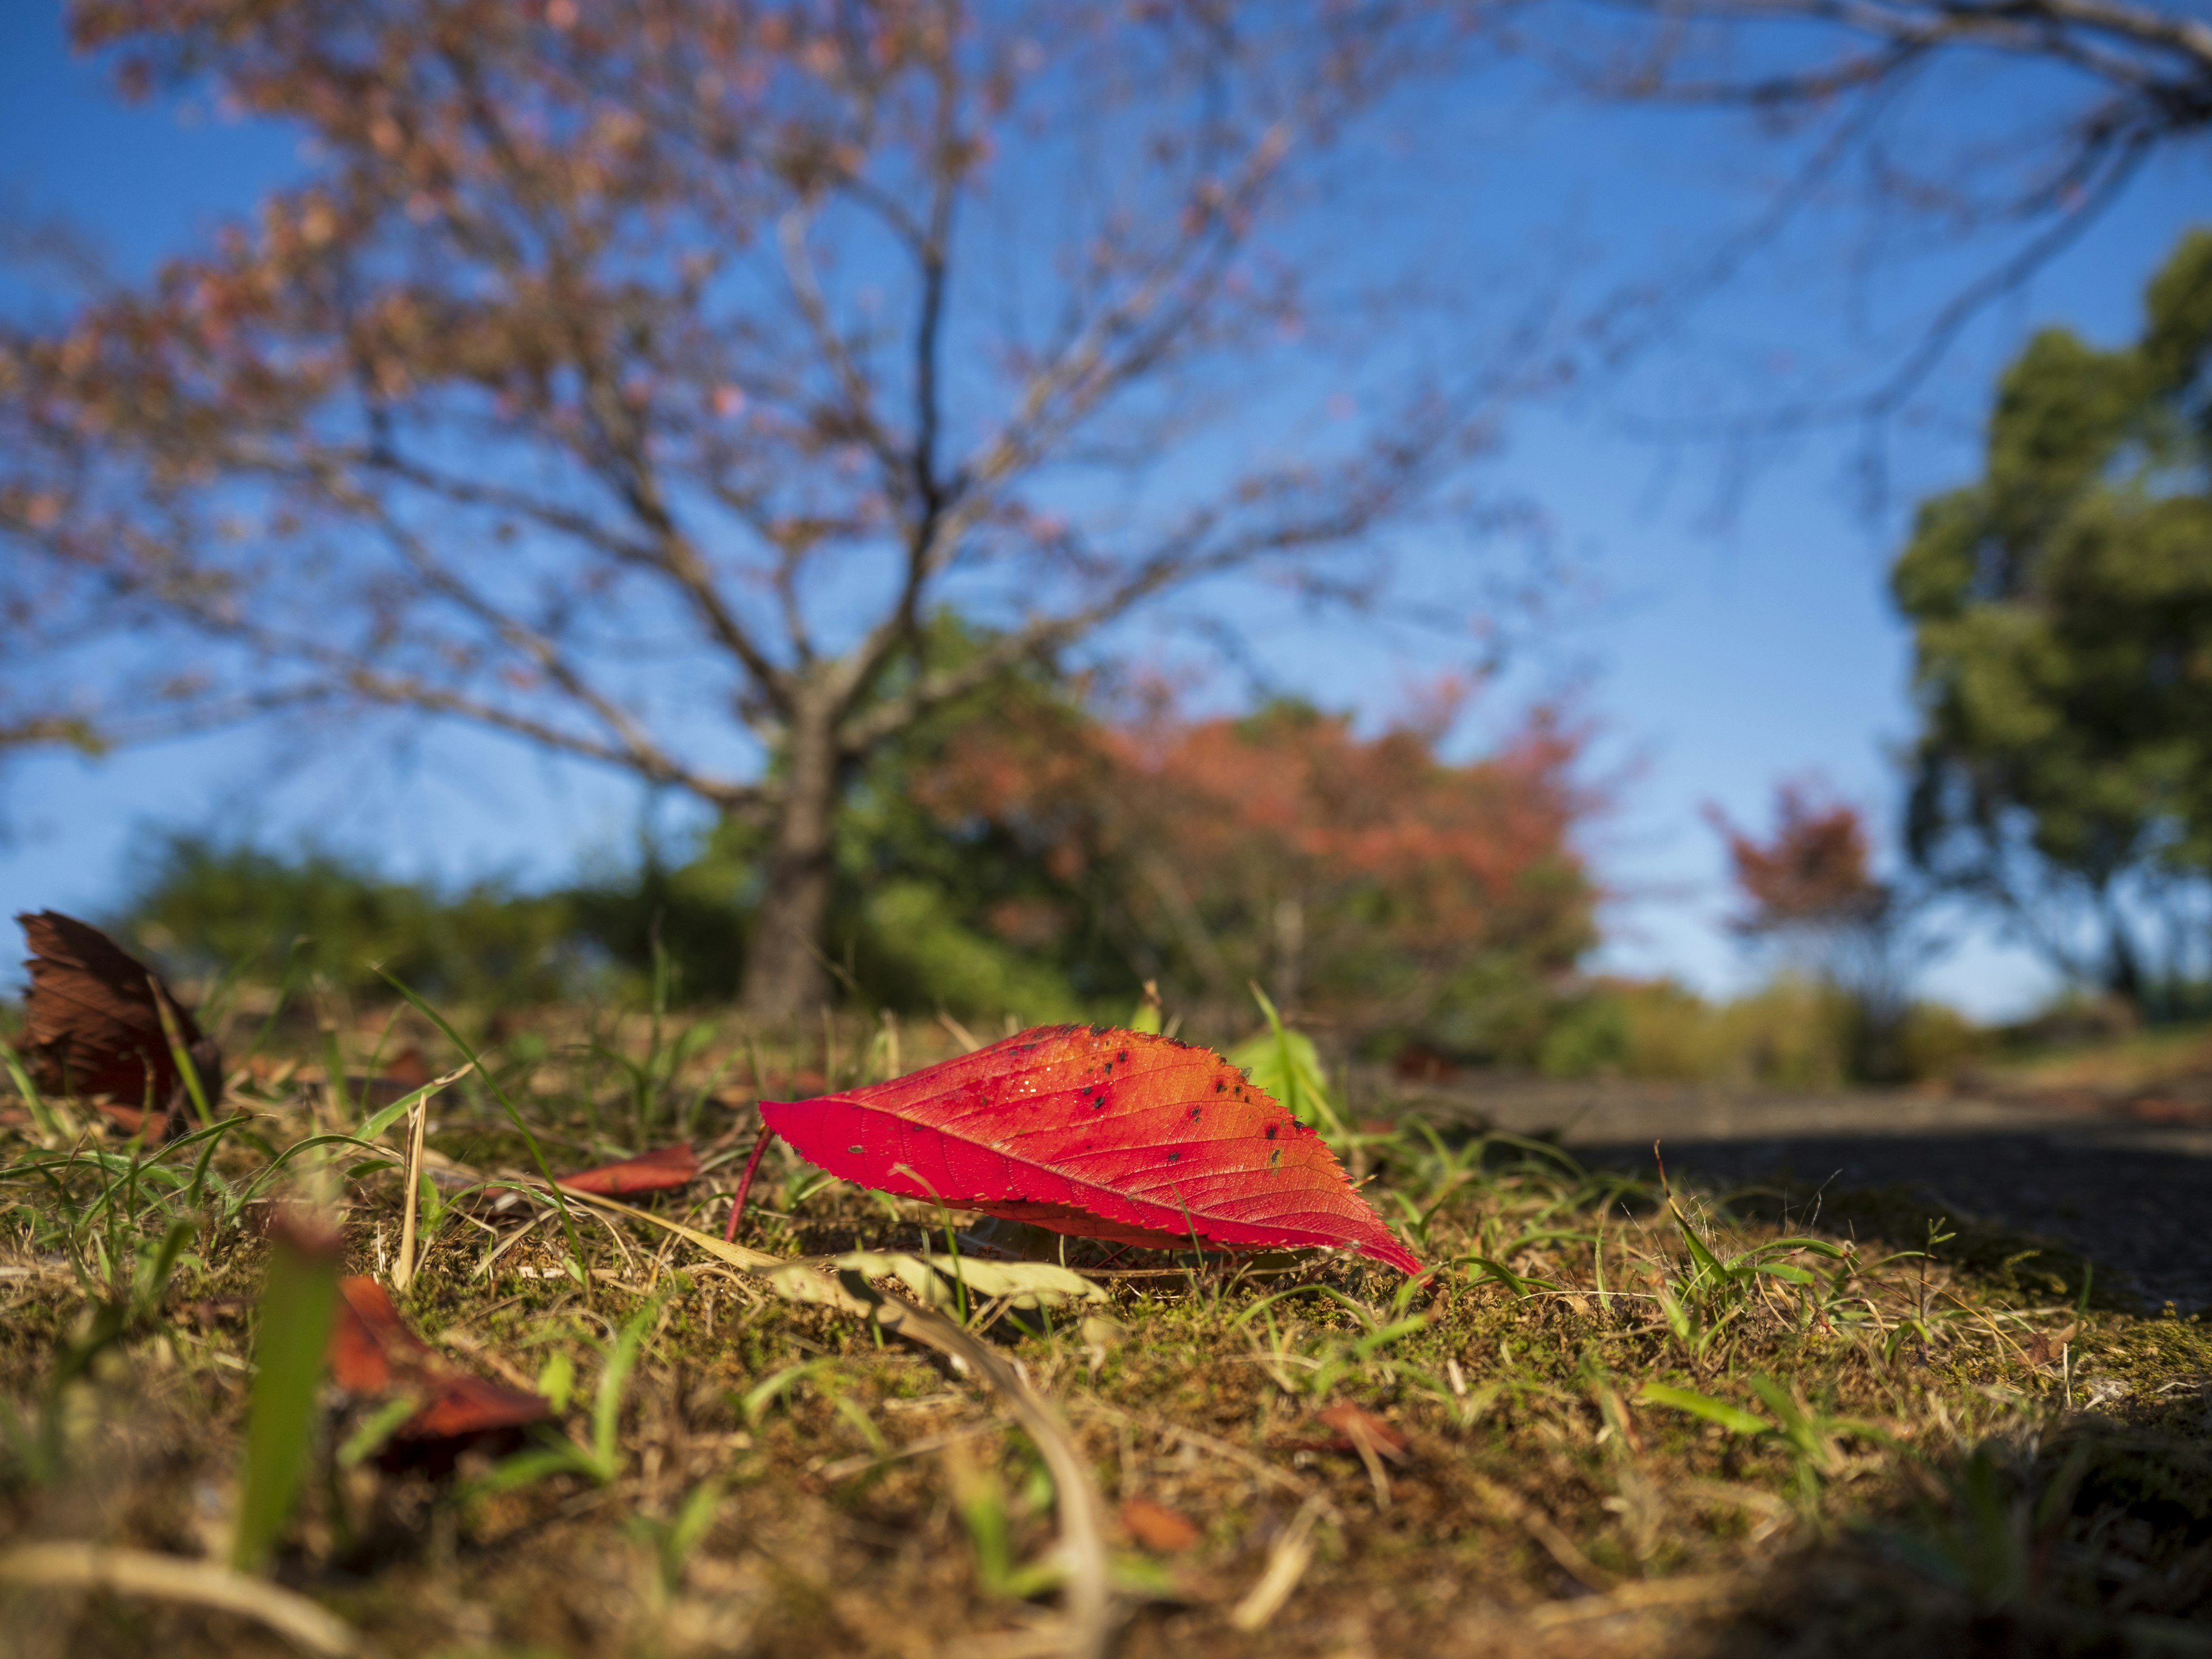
[1376,1077,2212,1312]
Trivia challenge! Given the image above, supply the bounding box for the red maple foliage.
[328,1277,551,1469]
[1706,781,1928,1080]
[1706,782,1887,936]
[912,691,1599,1031]
[754,1025,1421,1275]
[554,1142,699,1196]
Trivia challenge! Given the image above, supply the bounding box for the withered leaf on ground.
[15,909,223,1140]
[328,1277,550,1469]
[1315,1401,1409,1461]
[554,1142,700,1196]
[1120,1497,1202,1553]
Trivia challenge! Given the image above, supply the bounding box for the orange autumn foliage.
[911,691,1599,1033]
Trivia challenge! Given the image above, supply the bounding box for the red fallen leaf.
[92,1104,160,1137]
[16,910,223,1139]
[742,1025,1421,1275]
[328,1277,423,1393]
[1120,1497,1201,1553]
[329,1277,550,1465]
[382,1046,432,1091]
[1316,1401,1409,1462]
[555,1142,699,1196]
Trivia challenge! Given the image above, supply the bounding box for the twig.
[0,1543,357,1656]
[1524,1571,1743,1627]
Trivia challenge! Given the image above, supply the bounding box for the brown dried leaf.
[16,910,221,1138]
[1120,1497,1201,1554]
[1316,1400,1408,1462]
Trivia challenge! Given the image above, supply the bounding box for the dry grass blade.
[1317,1401,1402,1510]
[13,995,2206,1657]
[1524,1573,1745,1627]
[563,1188,1116,1659]
[395,1093,429,1291]
[777,1250,1107,1314]
[1464,1472,1619,1593]
[1074,1397,1319,1501]
[1229,1494,1324,1633]
[558,1188,783,1270]
[0,1542,358,1656]
[816,1419,1003,1482]
[938,1012,986,1054]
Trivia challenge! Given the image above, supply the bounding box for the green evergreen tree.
[1893,230,2212,1014]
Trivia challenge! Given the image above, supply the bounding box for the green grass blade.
[1669,1203,1728,1283]
[236,936,312,1075]
[738,1359,832,1429]
[355,1062,474,1143]
[590,1298,660,1480]
[0,1039,60,1141]
[376,968,589,1289]
[1350,1315,1430,1359]
[1637,1381,1772,1439]
[665,1476,725,1564]
[232,1221,341,1571]
[336,1396,423,1469]
[471,1441,598,1497]
[151,988,215,1131]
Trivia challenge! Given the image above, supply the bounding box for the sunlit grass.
[0,988,2206,1656]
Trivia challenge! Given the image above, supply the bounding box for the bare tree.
[0,1,1533,1018]
[1551,0,2212,435]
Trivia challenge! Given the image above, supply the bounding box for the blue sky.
[2,7,2205,1016]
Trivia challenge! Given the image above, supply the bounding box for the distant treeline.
[105,676,1599,1061]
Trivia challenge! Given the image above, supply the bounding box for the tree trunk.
[1272,894,1305,1014]
[740,706,840,1023]
[2103,900,2145,1017]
